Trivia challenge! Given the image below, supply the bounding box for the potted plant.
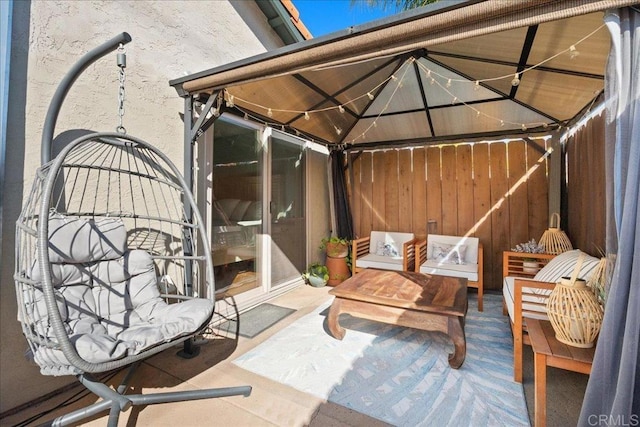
[320,236,351,285]
[302,263,329,287]
[512,238,546,274]
[320,236,349,257]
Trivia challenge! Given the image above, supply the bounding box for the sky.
[293,0,399,37]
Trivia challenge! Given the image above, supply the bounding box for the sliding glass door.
[269,130,306,287]
[208,117,306,303]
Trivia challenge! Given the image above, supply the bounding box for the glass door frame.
[203,115,308,309]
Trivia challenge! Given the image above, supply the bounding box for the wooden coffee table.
[327,268,468,368]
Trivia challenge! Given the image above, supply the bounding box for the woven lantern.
[539,213,573,255]
[546,254,603,348]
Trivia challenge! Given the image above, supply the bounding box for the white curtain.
[579,6,640,426]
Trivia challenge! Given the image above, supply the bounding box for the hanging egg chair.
[13,33,250,426]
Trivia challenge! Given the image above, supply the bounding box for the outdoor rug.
[223,303,296,338]
[233,293,529,426]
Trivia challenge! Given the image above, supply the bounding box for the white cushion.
[48,216,126,263]
[356,253,404,271]
[426,234,479,264]
[33,215,214,376]
[502,276,551,324]
[533,249,601,283]
[369,231,414,256]
[419,260,478,282]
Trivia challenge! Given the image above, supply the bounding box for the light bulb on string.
[227,95,235,107]
[430,78,435,85]
[500,120,505,127]
[511,74,520,87]
[304,111,310,120]
[334,125,342,135]
[452,96,458,105]
[244,112,249,120]
[446,79,452,88]
[569,45,580,59]
[267,108,273,117]
[338,105,345,114]
[367,92,374,100]
[521,124,527,131]
[474,81,480,91]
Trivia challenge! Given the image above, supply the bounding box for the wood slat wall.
[348,138,550,290]
[565,112,606,256]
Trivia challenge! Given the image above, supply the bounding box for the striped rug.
[233,293,529,427]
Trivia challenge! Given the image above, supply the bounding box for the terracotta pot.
[325,242,348,258]
[326,256,351,286]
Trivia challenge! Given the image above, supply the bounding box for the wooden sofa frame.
[502,251,556,382]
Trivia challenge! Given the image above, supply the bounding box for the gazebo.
[170,1,639,422]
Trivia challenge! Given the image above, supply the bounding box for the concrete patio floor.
[1,285,586,426]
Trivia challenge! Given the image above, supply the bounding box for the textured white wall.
[1,0,283,412]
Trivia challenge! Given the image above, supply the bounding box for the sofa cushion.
[213,199,240,223]
[502,276,551,323]
[230,200,252,221]
[356,253,404,271]
[533,249,600,283]
[243,201,262,220]
[419,260,478,282]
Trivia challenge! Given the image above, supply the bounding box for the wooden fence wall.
[347,138,550,290]
[565,112,606,256]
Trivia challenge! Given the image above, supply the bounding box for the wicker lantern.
[546,254,603,348]
[539,213,573,255]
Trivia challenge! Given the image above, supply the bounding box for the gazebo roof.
[170,0,634,148]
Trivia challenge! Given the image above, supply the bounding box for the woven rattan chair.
[13,34,250,426]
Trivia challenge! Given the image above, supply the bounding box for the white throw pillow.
[383,243,399,257]
[533,249,600,283]
[430,242,467,265]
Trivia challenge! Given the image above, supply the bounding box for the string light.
[244,112,248,120]
[334,125,342,135]
[224,25,601,142]
[569,45,580,59]
[452,96,458,104]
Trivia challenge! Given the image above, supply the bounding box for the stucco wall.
[1,0,284,413]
